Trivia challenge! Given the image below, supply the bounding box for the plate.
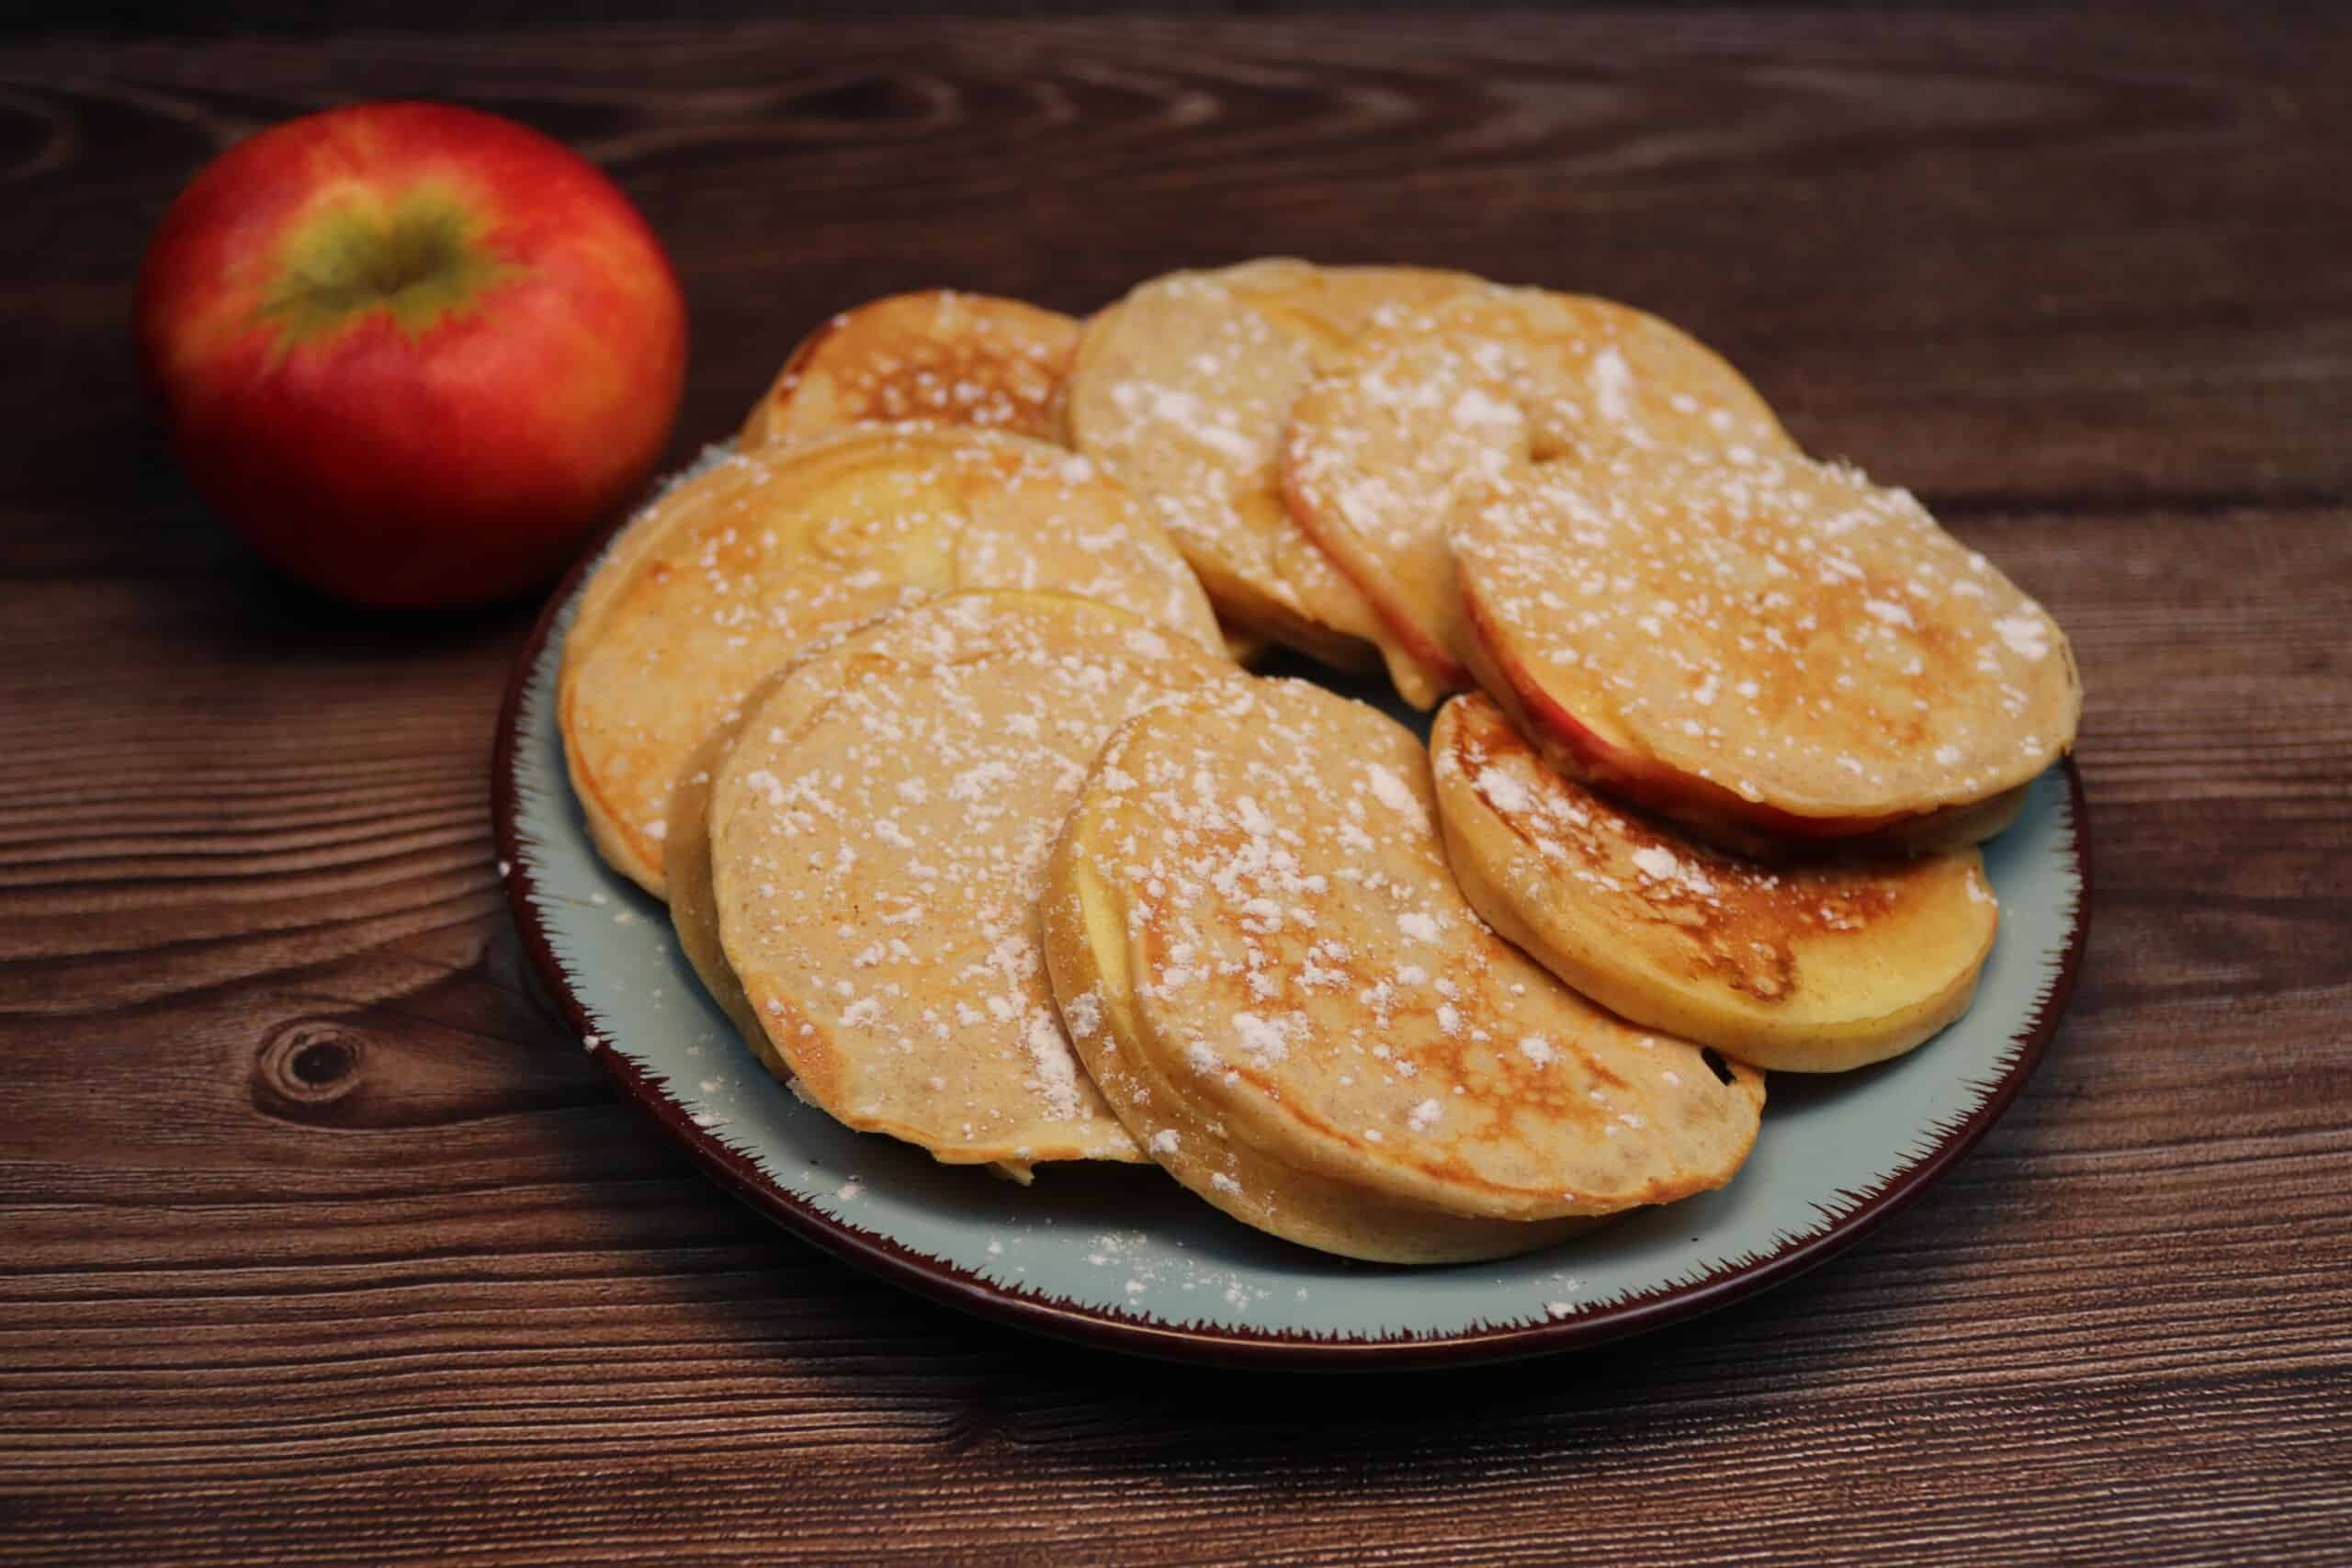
[493,526,2090,1369]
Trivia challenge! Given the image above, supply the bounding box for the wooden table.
[6,11,2348,1564]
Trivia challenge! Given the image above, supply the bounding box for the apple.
[134,101,687,608]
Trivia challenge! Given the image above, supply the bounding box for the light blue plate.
[495,543,2089,1368]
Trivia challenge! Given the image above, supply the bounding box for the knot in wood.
[255,1019,365,1111]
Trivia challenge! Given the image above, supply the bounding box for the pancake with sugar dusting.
[1283,287,1793,696]
[559,426,1223,896]
[1041,678,1765,1262]
[707,592,1238,1175]
[1432,694,1998,1072]
[664,620,1268,1066]
[566,441,797,667]
[1062,258,1478,700]
[1453,446,2078,855]
[739,290,1079,450]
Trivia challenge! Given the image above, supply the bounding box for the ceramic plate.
[494,526,2090,1369]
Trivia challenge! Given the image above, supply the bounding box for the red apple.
[134,101,687,608]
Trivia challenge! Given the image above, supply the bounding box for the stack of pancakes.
[560,267,2080,1263]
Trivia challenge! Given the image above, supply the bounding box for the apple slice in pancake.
[1062,258,1479,702]
[1455,596,2032,862]
[707,592,1239,1176]
[1283,287,1794,697]
[558,426,1223,897]
[739,289,1079,450]
[1432,694,1998,1072]
[1041,677,1765,1263]
[564,440,788,662]
[1451,447,2078,854]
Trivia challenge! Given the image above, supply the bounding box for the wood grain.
[3,9,2349,1565]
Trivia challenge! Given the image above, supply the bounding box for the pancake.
[558,426,1224,896]
[664,674,785,1060]
[1452,446,2080,854]
[1062,258,1479,701]
[567,440,789,667]
[739,290,1079,450]
[1283,287,1794,693]
[1431,694,1998,1072]
[707,591,1238,1174]
[1041,677,1766,1262]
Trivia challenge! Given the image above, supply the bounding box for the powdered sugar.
[1629,845,1681,881]
[1995,613,2051,660]
[1364,762,1425,820]
[1589,344,1635,426]
[1475,765,1532,815]
[1063,988,1104,1040]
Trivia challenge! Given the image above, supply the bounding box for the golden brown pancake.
[1041,678,1766,1262]
[558,426,1223,896]
[1452,446,2081,852]
[1062,259,1479,701]
[1432,694,1998,1072]
[567,442,786,665]
[664,675,784,1060]
[739,290,1078,450]
[1283,287,1793,694]
[707,592,1238,1174]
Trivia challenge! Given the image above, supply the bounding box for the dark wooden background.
[5,10,2349,1564]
